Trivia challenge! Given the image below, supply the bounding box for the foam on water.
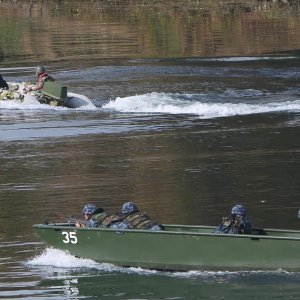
[102,92,300,118]
[26,248,159,276]
[2,91,299,118]
[26,248,293,279]
[0,99,97,111]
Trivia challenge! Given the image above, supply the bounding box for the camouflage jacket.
[87,212,124,228]
[31,72,54,91]
[122,211,160,230]
[214,215,252,234]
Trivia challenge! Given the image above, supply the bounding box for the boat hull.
[33,224,300,271]
[63,92,95,108]
[2,83,95,108]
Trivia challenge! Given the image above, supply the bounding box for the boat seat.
[41,81,67,100]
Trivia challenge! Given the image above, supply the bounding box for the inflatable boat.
[0,81,95,108]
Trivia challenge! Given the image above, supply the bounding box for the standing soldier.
[25,65,54,92]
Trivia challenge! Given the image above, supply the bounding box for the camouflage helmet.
[35,65,46,75]
[82,204,97,215]
[122,202,138,214]
[231,204,247,216]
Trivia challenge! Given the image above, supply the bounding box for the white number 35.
[62,231,78,244]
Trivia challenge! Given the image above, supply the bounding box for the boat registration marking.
[62,231,78,244]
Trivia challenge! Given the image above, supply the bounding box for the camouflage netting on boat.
[0,83,25,101]
[0,83,36,101]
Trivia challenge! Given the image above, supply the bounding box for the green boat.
[33,223,300,271]
[1,81,95,108]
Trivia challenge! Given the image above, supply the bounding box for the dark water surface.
[0,1,300,299]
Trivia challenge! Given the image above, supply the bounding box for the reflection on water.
[20,248,300,299]
[1,66,300,298]
[1,0,300,65]
[1,112,299,226]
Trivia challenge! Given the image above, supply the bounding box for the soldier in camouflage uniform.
[213,204,252,234]
[120,201,164,231]
[76,204,130,229]
[25,65,54,93]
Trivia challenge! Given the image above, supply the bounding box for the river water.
[0,1,300,299]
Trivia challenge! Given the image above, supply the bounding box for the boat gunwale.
[33,223,300,241]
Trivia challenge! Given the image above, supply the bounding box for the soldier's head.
[122,201,138,215]
[81,204,104,220]
[231,204,247,217]
[82,204,98,220]
[35,65,46,76]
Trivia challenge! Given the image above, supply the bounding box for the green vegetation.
[0,0,299,65]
